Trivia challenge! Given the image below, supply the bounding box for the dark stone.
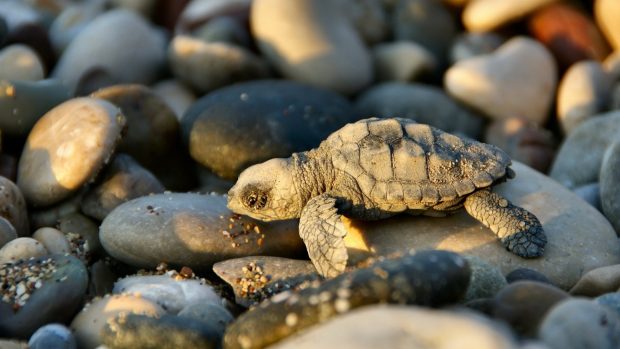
[101,313,220,349]
[491,281,569,337]
[223,250,471,349]
[181,80,357,179]
[505,267,553,285]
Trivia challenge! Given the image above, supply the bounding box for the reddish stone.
[528,3,610,70]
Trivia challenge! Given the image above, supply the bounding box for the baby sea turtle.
[227,118,547,277]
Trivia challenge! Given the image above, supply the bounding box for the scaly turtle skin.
[227,118,547,277]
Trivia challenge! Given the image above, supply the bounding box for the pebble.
[17,97,126,207]
[270,305,518,349]
[80,154,165,221]
[341,161,620,290]
[0,79,71,137]
[539,298,620,349]
[175,0,251,36]
[528,3,610,69]
[48,0,106,55]
[491,281,569,337]
[0,44,44,81]
[99,193,305,269]
[505,268,553,285]
[0,217,17,249]
[0,255,88,339]
[549,111,620,189]
[251,0,372,95]
[113,274,224,314]
[0,2,41,31]
[151,79,196,120]
[445,37,557,125]
[51,9,166,92]
[484,117,556,173]
[557,60,612,134]
[213,256,319,307]
[463,0,557,32]
[600,141,620,233]
[463,256,507,302]
[371,41,435,82]
[0,238,47,265]
[101,313,222,349]
[70,294,166,349]
[168,35,270,93]
[29,194,83,231]
[28,324,77,349]
[450,32,504,64]
[192,16,251,47]
[178,302,234,335]
[570,264,620,297]
[90,84,181,173]
[595,0,620,50]
[343,0,390,45]
[181,79,356,179]
[572,183,601,211]
[354,82,483,138]
[223,250,471,349]
[0,176,29,237]
[57,212,101,260]
[596,293,620,317]
[32,227,71,255]
[392,0,457,66]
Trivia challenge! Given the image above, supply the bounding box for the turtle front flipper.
[463,189,547,257]
[299,193,348,278]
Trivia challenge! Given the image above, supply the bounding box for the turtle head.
[227,158,302,221]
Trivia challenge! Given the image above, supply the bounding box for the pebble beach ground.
[1,0,620,348]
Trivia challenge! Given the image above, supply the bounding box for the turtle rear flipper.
[299,193,348,278]
[464,189,547,257]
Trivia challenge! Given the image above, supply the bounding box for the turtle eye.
[244,191,268,210]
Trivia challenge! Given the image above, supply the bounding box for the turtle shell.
[323,118,511,206]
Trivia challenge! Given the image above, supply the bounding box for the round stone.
[528,3,610,69]
[550,111,620,189]
[192,16,252,47]
[450,32,504,63]
[557,60,612,134]
[371,41,436,82]
[445,36,557,125]
[28,323,76,349]
[505,267,552,285]
[17,97,126,207]
[491,281,569,337]
[0,237,47,265]
[596,293,620,316]
[0,217,17,249]
[182,80,356,179]
[178,302,234,335]
[80,154,165,221]
[463,256,507,302]
[70,294,166,349]
[99,193,305,269]
[343,0,390,45]
[0,176,29,237]
[113,274,224,314]
[101,313,222,349]
[251,0,372,95]
[51,9,165,92]
[213,256,318,307]
[600,141,620,233]
[341,161,620,290]
[392,0,457,66]
[573,183,601,211]
[49,0,106,55]
[168,35,270,93]
[355,82,483,138]
[463,0,557,32]
[32,227,71,255]
[0,44,44,81]
[570,264,620,297]
[595,0,620,50]
[270,305,517,349]
[539,298,620,349]
[0,79,71,137]
[0,255,88,339]
[56,212,101,260]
